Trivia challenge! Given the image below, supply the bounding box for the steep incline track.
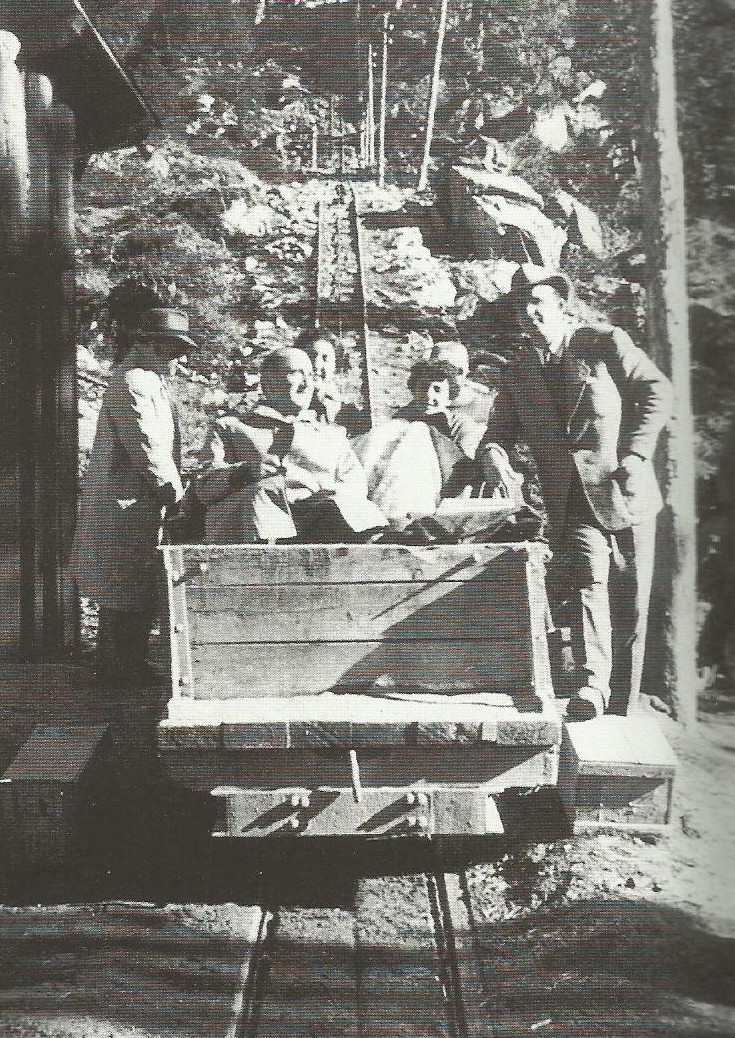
[237,868,488,1038]
[315,181,378,424]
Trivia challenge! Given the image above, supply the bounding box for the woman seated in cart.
[393,358,486,459]
[295,328,369,436]
[195,346,386,543]
[352,359,524,529]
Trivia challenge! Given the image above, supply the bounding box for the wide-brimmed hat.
[129,308,197,352]
[510,264,574,307]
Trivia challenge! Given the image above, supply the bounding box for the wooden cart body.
[157,542,563,837]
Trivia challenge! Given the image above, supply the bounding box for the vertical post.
[0,32,29,250]
[311,123,318,172]
[355,0,364,168]
[47,102,78,653]
[0,32,31,656]
[367,41,375,167]
[22,73,54,656]
[378,13,389,188]
[638,0,698,725]
[25,75,52,245]
[329,95,336,171]
[418,0,449,192]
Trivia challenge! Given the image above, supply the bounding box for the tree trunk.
[418,0,449,192]
[638,0,698,726]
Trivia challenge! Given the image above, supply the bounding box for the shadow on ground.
[470,896,735,1036]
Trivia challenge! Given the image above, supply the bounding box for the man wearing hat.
[70,308,195,689]
[480,264,673,719]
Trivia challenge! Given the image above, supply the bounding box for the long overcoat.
[69,353,184,609]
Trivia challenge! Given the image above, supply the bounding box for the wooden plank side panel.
[572,774,674,828]
[186,578,528,645]
[525,556,555,701]
[187,639,536,701]
[164,543,540,587]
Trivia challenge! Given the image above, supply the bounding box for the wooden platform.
[0,725,108,869]
[159,696,562,836]
[559,714,677,832]
[160,693,562,749]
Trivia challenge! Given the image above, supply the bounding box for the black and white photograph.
[0,0,732,1034]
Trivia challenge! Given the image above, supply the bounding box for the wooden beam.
[0,32,33,656]
[637,0,698,725]
[0,36,78,658]
[24,74,53,657]
[46,102,78,653]
[0,31,29,251]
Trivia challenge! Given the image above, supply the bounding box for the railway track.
[315,180,378,424]
[236,867,487,1038]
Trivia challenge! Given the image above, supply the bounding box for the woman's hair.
[408,359,461,401]
[294,328,344,371]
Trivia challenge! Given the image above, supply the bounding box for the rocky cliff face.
[76,1,733,474]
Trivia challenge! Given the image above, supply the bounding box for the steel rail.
[236,907,278,1038]
[429,869,490,1038]
[315,180,375,425]
[238,867,486,1038]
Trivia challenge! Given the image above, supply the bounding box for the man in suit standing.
[70,308,194,689]
[481,266,673,719]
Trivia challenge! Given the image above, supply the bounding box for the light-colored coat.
[196,404,385,543]
[393,401,485,459]
[448,379,495,425]
[69,353,184,609]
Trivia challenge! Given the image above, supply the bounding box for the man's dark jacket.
[480,323,673,534]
